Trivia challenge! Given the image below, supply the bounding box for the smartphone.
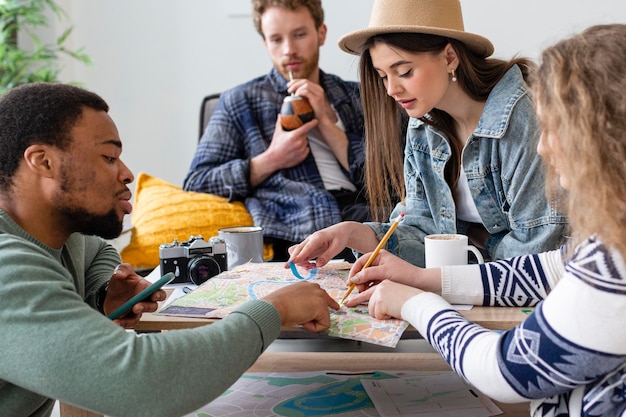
[107,272,175,320]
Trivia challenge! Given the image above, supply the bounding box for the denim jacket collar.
[475,66,528,138]
[409,65,528,140]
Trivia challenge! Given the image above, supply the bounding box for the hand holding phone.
[107,272,175,320]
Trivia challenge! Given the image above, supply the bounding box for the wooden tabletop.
[135,305,532,332]
[64,287,533,417]
[63,304,532,417]
[62,352,531,417]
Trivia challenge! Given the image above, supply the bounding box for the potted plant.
[0,0,90,95]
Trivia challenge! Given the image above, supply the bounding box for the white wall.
[53,0,626,190]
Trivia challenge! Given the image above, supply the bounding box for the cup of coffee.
[424,234,484,268]
[280,95,315,131]
[218,226,264,270]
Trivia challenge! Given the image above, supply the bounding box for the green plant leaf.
[0,0,91,95]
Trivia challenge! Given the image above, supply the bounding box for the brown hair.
[532,24,626,254]
[359,33,533,221]
[252,0,324,38]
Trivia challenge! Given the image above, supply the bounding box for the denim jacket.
[367,66,568,267]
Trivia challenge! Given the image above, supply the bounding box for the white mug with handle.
[218,226,264,270]
[424,234,484,268]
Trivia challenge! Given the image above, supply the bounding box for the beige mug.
[424,234,484,268]
[218,226,264,270]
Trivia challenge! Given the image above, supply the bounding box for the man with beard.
[184,0,369,261]
[0,82,338,417]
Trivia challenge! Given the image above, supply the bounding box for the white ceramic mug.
[218,226,264,270]
[424,234,484,268]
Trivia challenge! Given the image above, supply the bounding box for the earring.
[451,69,457,82]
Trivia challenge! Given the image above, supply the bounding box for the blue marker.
[288,262,317,280]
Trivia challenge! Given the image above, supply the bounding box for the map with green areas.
[158,262,409,347]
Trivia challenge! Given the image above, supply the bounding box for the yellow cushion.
[120,172,272,268]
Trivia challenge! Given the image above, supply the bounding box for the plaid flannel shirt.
[184,68,365,243]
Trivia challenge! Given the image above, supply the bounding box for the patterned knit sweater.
[404,237,626,416]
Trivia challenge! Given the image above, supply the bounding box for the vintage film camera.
[159,235,227,285]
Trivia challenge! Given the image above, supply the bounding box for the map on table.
[184,371,501,417]
[158,262,409,347]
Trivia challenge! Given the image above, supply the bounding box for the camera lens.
[188,256,222,285]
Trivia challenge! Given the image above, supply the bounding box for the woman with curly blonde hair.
[534,24,626,257]
[343,24,626,416]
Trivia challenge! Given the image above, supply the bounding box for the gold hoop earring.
[451,69,457,82]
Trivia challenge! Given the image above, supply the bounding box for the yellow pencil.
[339,213,405,305]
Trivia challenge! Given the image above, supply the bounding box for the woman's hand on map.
[287,222,379,268]
[343,250,442,308]
[361,280,422,320]
[262,282,340,332]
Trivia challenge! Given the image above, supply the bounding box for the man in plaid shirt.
[184,0,369,261]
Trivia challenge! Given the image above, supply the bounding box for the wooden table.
[134,305,532,332]
[62,305,532,417]
[62,351,530,417]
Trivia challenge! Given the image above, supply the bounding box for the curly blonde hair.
[532,24,626,254]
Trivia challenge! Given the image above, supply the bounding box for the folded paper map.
[158,262,409,347]
[183,370,501,417]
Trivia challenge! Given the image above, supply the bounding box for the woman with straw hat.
[289,0,567,268]
[343,24,626,416]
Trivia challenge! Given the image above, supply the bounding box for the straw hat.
[338,0,494,58]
